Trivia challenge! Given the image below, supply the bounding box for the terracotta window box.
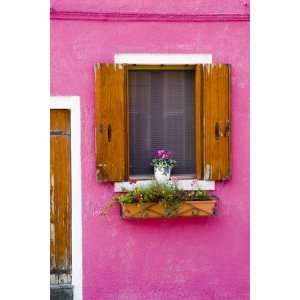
[120,199,216,219]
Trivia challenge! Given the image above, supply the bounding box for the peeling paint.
[204,164,212,180]
[50,174,55,215]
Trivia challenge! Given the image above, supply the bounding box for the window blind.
[129,70,195,176]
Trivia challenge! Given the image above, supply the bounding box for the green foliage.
[194,189,209,198]
[150,158,176,169]
[116,181,211,201]
[116,182,179,203]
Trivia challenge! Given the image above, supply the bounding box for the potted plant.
[151,149,176,183]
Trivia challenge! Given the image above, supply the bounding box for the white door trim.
[50,96,83,300]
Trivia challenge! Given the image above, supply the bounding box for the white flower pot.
[154,166,171,183]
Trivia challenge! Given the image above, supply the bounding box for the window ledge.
[114,179,215,192]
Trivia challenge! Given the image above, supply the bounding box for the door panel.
[50,109,72,286]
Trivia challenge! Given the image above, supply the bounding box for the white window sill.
[114,179,215,192]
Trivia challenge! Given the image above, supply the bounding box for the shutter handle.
[99,124,104,133]
[215,122,222,140]
[107,124,112,142]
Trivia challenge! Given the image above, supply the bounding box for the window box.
[121,198,217,219]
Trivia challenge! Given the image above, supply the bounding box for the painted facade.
[51,1,250,299]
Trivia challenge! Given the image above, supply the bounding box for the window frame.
[127,64,201,180]
[95,58,230,183]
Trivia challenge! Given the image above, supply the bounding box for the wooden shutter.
[195,64,231,180]
[95,64,128,181]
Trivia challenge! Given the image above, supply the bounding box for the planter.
[121,199,216,219]
[154,166,171,183]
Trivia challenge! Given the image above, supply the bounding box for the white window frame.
[50,96,83,300]
[114,53,212,65]
[114,53,215,191]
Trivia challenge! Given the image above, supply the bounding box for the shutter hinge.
[50,130,71,136]
[96,165,107,181]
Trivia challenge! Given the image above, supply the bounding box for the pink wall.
[51,2,249,299]
[51,0,250,15]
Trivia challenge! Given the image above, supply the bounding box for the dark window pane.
[129,70,195,175]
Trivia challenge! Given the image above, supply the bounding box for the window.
[129,69,195,176]
[95,63,231,182]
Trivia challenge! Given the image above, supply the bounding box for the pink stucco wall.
[51,1,249,299]
[51,0,249,15]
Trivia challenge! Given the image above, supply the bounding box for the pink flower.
[129,179,137,185]
[171,176,178,182]
[154,149,173,159]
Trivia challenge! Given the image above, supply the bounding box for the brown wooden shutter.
[95,64,128,181]
[195,64,231,180]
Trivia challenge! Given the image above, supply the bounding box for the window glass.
[129,70,195,176]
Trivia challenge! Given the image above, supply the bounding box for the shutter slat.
[202,64,231,180]
[95,64,128,181]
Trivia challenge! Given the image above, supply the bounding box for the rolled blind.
[129,70,195,176]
